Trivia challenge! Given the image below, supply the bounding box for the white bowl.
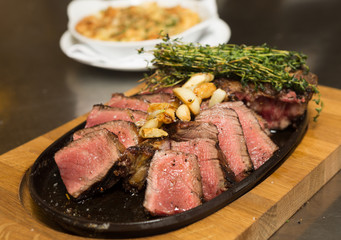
[67,0,218,59]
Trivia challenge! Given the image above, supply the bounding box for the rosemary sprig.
[139,36,323,120]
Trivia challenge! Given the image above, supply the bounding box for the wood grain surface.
[0,85,340,240]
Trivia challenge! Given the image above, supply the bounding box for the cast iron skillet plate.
[28,112,308,238]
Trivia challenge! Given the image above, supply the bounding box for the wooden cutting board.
[0,85,340,240]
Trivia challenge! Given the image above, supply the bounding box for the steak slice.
[169,138,230,201]
[143,150,202,216]
[139,86,175,95]
[54,129,127,199]
[85,104,147,128]
[212,102,278,169]
[107,93,175,113]
[108,93,149,112]
[73,120,140,148]
[200,102,269,133]
[136,92,175,103]
[166,121,219,141]
[196,108,252,180]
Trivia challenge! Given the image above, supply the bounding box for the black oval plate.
[28,113,308,238]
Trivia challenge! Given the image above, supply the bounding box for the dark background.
[1,0,340,239]
[1,0,340,154]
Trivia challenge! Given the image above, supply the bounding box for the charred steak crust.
[73,120,141,148]
[54,129,128,200]
[85,104,147,128]
[122,144,156,192]
[143,150,202,216]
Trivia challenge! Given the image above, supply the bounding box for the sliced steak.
[107,92,174,113]
[212,102,278,169]
[196,108,252,180]
[139,86,175,95]
[54,129,127,199]
[85,104,147,128]
[143,150,202,216]
[166,121,219,141]
[108,93,149,112]
[169,138,229,201]
[73,120,140,148]
[170,138,219,161]
[136,92,175,103]
[214,71,317,129]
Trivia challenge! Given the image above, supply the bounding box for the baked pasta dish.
[75,2,201,42]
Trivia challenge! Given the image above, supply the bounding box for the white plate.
[59,18,231,71]
[68,0,217,59]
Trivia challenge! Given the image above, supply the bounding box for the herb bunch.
[139,36,322,120]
